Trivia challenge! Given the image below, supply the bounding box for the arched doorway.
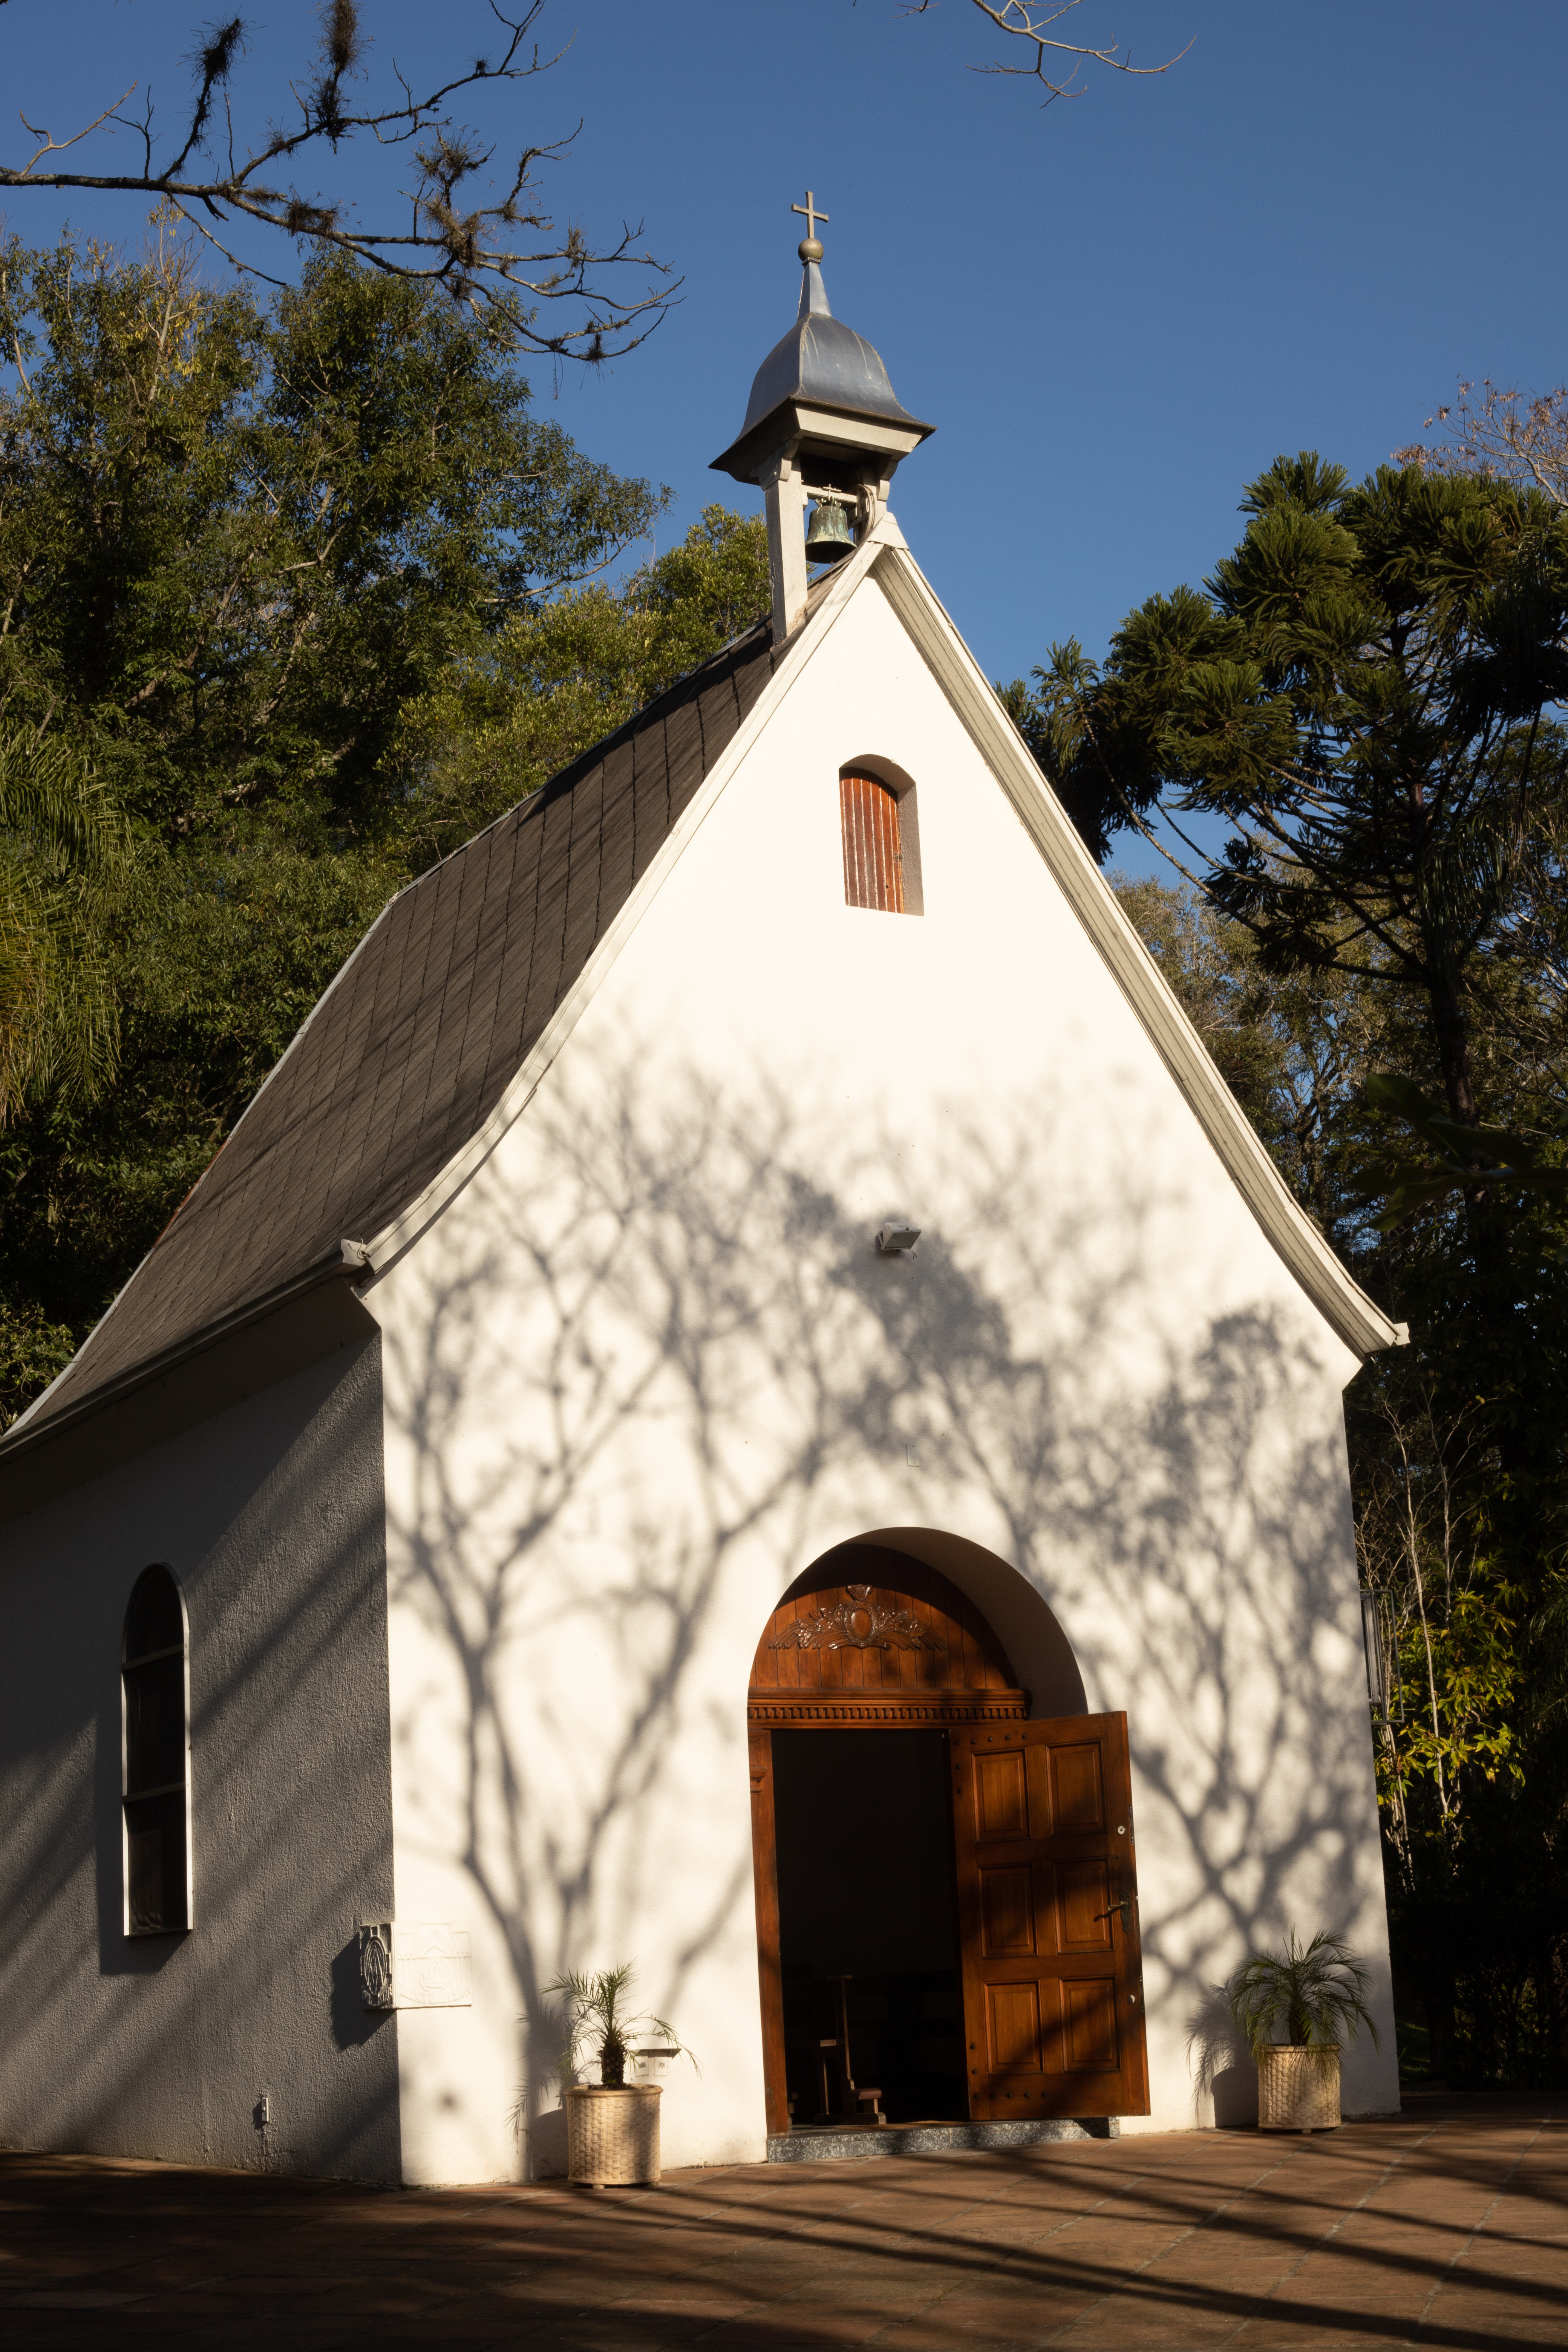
[748,1540,1150,2140]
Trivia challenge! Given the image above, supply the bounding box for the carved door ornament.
[767,1583,941,1653]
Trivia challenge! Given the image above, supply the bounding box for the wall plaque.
[358,1920,472,2010]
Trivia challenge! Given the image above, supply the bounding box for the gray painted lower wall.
[0,1335,399,2182]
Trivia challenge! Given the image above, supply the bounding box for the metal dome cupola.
[713,194,933,643]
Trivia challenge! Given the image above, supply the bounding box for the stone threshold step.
[767,2118,1121,2163]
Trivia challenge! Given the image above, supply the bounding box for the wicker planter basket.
[566,2085,663,2185]
[1257,2045,1341,2131]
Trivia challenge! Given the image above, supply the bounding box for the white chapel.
[0,205,1403,2184]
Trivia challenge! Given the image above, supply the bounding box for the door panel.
[1066,1978,1119,2070]
[1058,1859,1112,1948]
[986,1980,1041,2071]
[1051,1744,1105,1830]
[979,1865,1034,1955]
[951,1712,1149,2119]
[975,1749,1030,1838]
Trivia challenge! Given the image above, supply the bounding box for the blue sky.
[5,2,1566,874]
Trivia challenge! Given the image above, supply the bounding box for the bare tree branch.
[0,2,675,361]
[899,0,1191,102]
[1397,379,1568,510]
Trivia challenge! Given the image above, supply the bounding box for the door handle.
[1094,1898,1134,1933]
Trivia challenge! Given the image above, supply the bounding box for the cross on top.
[792,190,829,245]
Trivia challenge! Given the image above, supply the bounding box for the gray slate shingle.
[25,623,779,1437]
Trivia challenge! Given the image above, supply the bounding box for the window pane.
[124,1655,185,1794]
[125,1792,188,1933]
[124,1566,182,1663]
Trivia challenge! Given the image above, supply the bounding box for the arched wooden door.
[748,1544,1149,2135]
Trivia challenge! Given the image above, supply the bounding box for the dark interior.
[772,1729,968,2125]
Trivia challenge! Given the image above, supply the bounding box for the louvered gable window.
[840,770,907,913]
[122,1566,191,1934]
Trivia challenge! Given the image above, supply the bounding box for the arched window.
[839,766,922,914]
[122,1566,191,1935]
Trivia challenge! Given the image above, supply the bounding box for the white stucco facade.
[372,557,1400,2180]
[0,527,1401,2186]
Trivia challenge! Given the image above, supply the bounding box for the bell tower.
[711,193,934,644]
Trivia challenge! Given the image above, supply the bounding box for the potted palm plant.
[545,1963,692,2187]
[1226,1929,1380,2131]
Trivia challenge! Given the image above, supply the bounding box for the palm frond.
[1225,1929,1380,2057]
[541,1962,695,2089]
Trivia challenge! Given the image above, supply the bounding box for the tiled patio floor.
[0,2099,1561,2350]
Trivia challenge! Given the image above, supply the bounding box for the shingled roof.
[16,622,782,1442]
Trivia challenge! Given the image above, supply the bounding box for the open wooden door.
[949,1713,1149,2119]
[748,1546,1027,2135]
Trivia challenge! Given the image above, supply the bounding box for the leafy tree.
[1362,1073,1568,1231]
[1359,1360,1566,2087]
[1020,455,1568,1146]
[0,730,124,1124]
[0,229,686,1422]
[394,504,770,865]
[0,233,771,1433]
[1011,453,1568,1552]
[0,228,665,845]
[0,837,401,1374]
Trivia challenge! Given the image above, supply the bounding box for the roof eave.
[711,396,934,485]
[0,1242,372,1467]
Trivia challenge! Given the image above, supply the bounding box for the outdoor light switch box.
[631,2046,680,2083]
[358,1920,472,2011]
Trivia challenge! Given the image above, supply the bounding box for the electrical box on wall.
[358,1920,472,2011]
[631,2046,680,2083]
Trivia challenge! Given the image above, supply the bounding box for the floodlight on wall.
[876,1220,920,1255]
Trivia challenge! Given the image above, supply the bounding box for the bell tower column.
[760,446,809,644]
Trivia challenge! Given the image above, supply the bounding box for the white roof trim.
[867,540,1403,1361]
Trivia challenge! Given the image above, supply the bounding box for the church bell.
[804,496,855,565]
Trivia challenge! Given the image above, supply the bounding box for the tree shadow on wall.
[378,1026,1383,2168]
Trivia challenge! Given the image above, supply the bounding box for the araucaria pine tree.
[1021,456,1568,1242]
